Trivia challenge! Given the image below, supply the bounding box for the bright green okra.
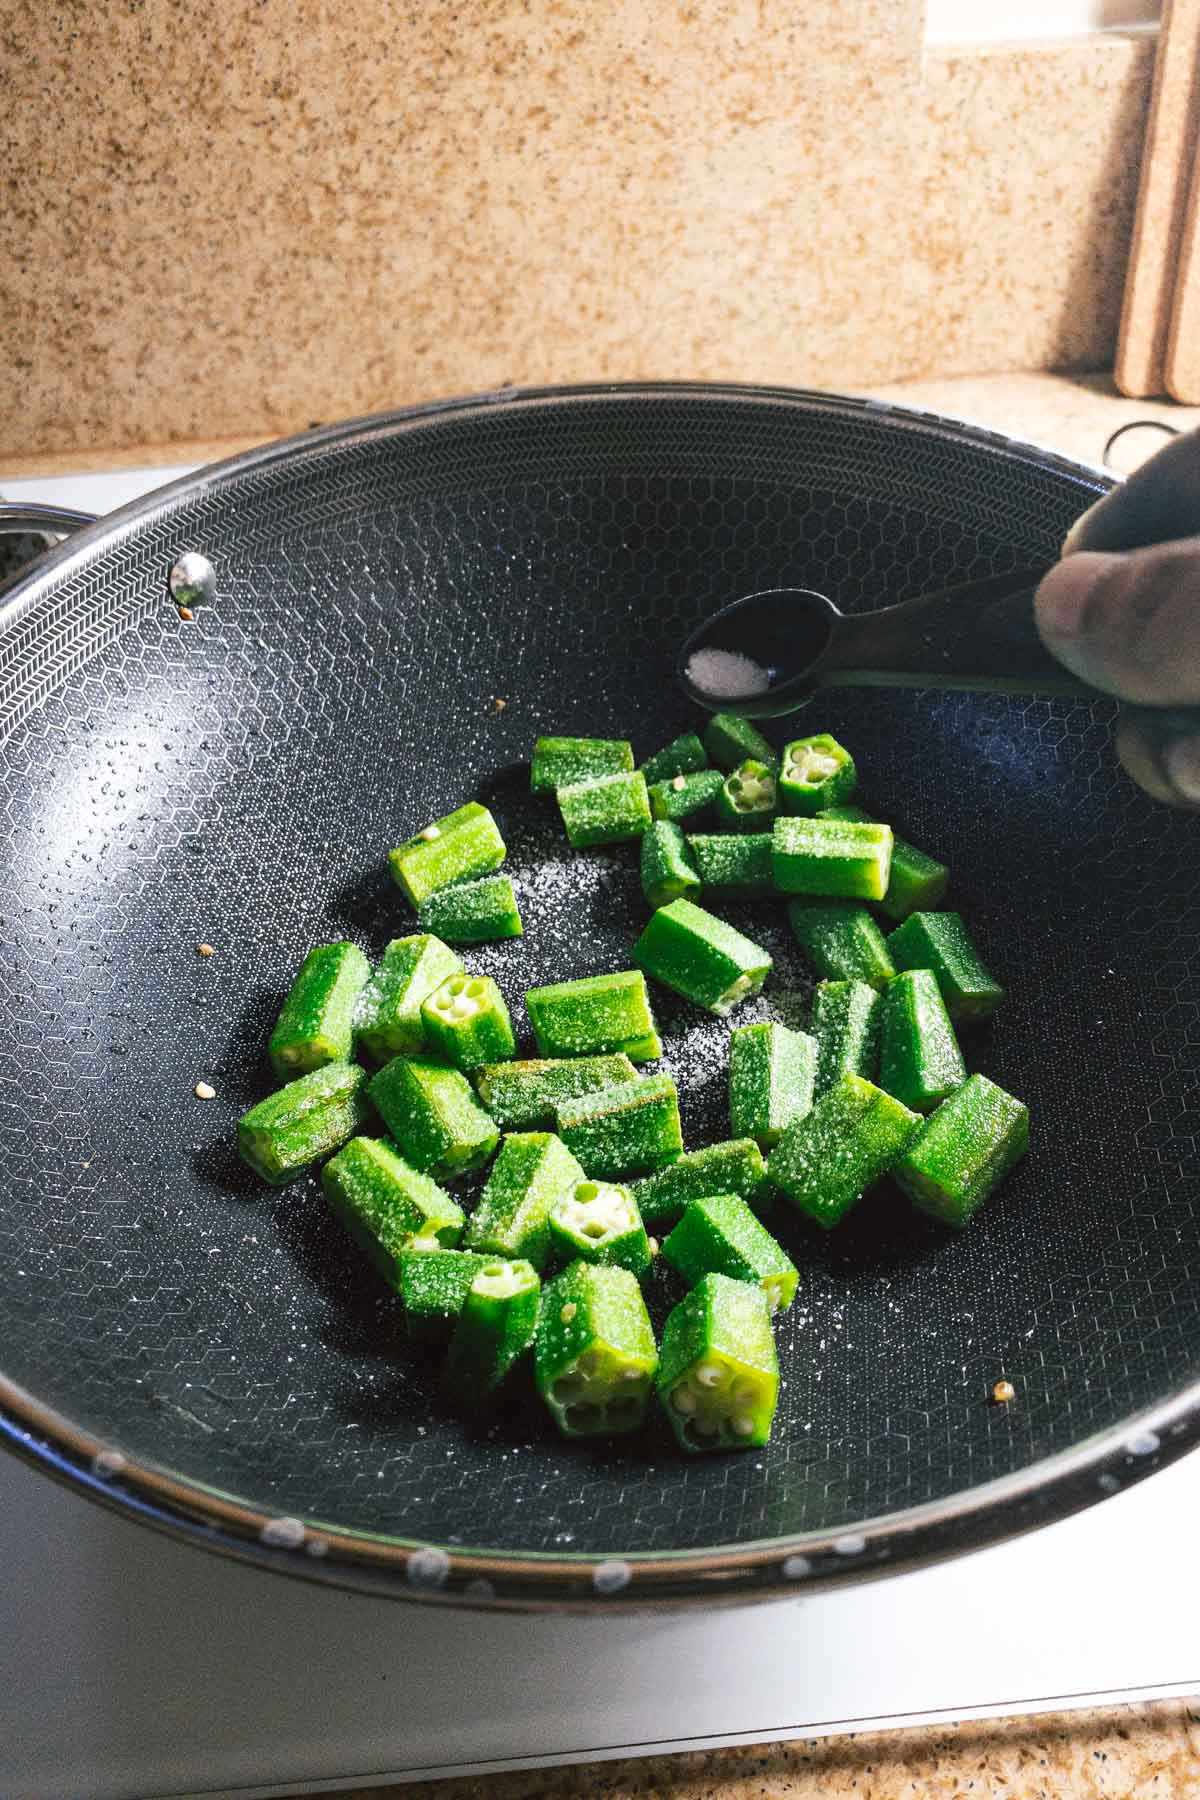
[879,969,966,1113]
[526,970,661,1061]
[728,1020,816,1149]
[441,1259,541,1411]
[355,934,464,1061]
[823,805,948,921]
[773,815,893,901]
[641,819,701,909]
[389,802,506,907]
[322,1136,465,1286]
[893,1073,1029,1227]
[778,733,856,815]
[767,1073,921,1229]
[632,897,771,1016]
[417,873,523,943]
[395,1248,494,1341]
[535,1261,658,1438]
[367,1055,499,1180]
[715,759,778,834]
[886,912,1004,1021]
[474,1054,640,1131]
[662,1191,797,1313]
[641,732,708,785]
[547,1179,652,1275]
[268,942,371,1077]
[557,771,651,847]
[464,1131,585,1269]
[236,1062,370,1187]
[632,1138,770,1231]
[557,1075,683,1178]
[686,832,773,898]
[702,713,779,773]
[811,978,882,1096]
[656,1272,779,1452]
[788,900,896,990]
[531,736,634,794]
[420,973,516,1071]
[648,768,726,822]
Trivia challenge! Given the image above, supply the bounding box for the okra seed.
[695,1362,723,1388]
[194,1080,216,1100]
[419,825,441,841]
[197,943,214,957]
[622,1366,642,1380]
[560,1302,577,1324]
[672,1384,697,1415]
[731,1413,756,1437]
[576,1182,600,1202]
[732,1381,758,1404]
[582,1220,607,1239]
[992,1378,1016,1404]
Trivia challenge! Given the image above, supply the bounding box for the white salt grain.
[685,646,770,699]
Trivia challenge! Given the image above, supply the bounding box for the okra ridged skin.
[535,1261,658,1438]
[557,1075,684,1179]
[530,735,634,794]
[641,732,708,786]
[648,768,726,822]
[702,713,779,773]
[464,1131,586,1269]
[728,1019,816,1149]
[474,1054,640,1131]
[389,802,506,908]
[395,1247,493,1341]
[641,819,701,909]
[441,1259,541,1411]
[632,1138,771,1230]
[557,771,652,847]
[367,1055,499,1181]
[268,942,371,1078]
[236,1062,371,1186]
[894,1073,1029,1227]
[773,815,893,902]
[778,733,857,816]
[526,970,661,1062]
[715,759,778,834]
[661,1192,798,1314]
[823,805,948,921]
[686,832,773,898]
[879,968,966,1113]
[767,1073,922,1228]
[811,979,882,1096]
[322,1136,465,1287]
[354,934,464,1061]
[420,973,517,1071]
[886,911,1004,1022]
[656,1272,779,1453]
[632,897,772,1016]
[417,873,523,943]
[547,1179,652,1275]
[788,900,895,991]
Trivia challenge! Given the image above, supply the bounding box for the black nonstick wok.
[2,382,1198,1609]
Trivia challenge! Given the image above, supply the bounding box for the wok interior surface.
[0,388,1197,1577]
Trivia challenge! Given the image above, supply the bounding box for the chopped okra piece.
[531,735,634,794]
[474,1054,640,1131]
[632,1137,771,1230]
[535,1261,658,1438]
[811,978,882,1097]
[894,1073,1029,1227]
[441,1259,541,1411]
[641,819,702,909]
[322,1136,465,1285]
[702,712,779,773]
[686,832,773,898]
[661,1192,798,1315]
[355,933,464,1061]
[656,1272,779,1452]
[641,731,708,786]
[773,815,893,902]
[268,942,371,1078]
[886,911,1004,1021]
[417,873,523,943]
[715,759,778,834]
[420,973,516,1071]
[729,1020,816,1149]
[767,1072,922,1229]
[526,970,661,1062]
[367,1055,499,1181]
[648,768,726,822]
[557,770,652,847]
[824,805,949,921]
[557,1074,684,1178]
[788,900,896,991]
[778,733,857,815]
[879,969,967,1113]
[389,802,506,907]
[632,897,771,1016]
[236,1062,370,1187]
[395,1247,494,1342]
[465,1131,585,1269]
[548,1179,652,1275]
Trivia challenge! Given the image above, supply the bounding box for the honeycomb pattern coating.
[0,388,1197,1566]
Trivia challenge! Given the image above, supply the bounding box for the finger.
[1115,710,1200,810]
[1064,426,1200,554]
[1034,536,1200,705]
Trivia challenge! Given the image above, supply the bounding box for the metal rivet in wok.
[168,551,216,608]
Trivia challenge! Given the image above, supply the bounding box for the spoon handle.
[819,568,1091,698]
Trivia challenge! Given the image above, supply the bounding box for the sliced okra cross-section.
[632,897,771,1016]
[648,768,726,822]
[767,1072,921,1229]
[395,1247,494,1342]
[322,1136,465,1286]
[656,1272,779,1452]
[389,802,506,907]
[640,731,708,786]
[811,978,882,1096]
[530,735,634,794]
[535,1261,658,1438]
[354,933,464,1061]
[474,1053,641,1131]
[268,941,371,1078]
[788,900,895,991]
[236,1061,370,1187]
[557,770,652,847]
[547,1178,652,1275]
[879,968,966,1113]
[728,1019,816,1149]
[823,805,948,921]
[641,819,701,909]
[715,759,778,834]
[417,873,523,943]
[885,911,1004,1021]
[773,814,893,901]
[686,832,773,898]
[702,712,779,773]
[557,1074,684,1179]
[661,1192,798,1314]
[420,973,516,1071]
[464,1130,585,1269]
[893,1072,1029,1227]
[441,1259,541,1412]
[632,1137,770,1231]
[367,1055,499,1181]
[778,733,856,815]
[526,970,662,1062]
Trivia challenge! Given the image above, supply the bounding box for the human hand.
[1034,426,1200,808]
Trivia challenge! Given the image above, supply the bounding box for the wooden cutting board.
[1165,138,1200,400]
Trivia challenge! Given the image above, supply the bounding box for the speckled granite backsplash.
[2,3,1155,456]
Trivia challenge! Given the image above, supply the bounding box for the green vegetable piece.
[441,1259,541,1411]
[236,1062,370,1187]
[557,770,652,847]
[656,1272,779,1453]
[728,1020,816,1149]
[632,1138,770,1230]
[773,815,893,901]
[268,942,371,1078]
[395,1247,493,1342]
[715,759,778,834]
[823,805,949,921]
[420,973,516,1072]
[531,736,634,794]
[778,733,857,815]
[535,1261,658,1438]
[788,900,896,991]
[632,897,771,1016]
[886,912,1004,1021]
[648,768,726,822]
[557,1075,684,1178]
[355,934,464,1061]
[686,832,773,898]
[389,802,506,908]
[526,970,662,1062]
[661,1192,798,1315]
[894,1073,1030,1228]
[474,1054,640,1131]
[367,1055,499,1181]
[547,1178,652,1275]
[464,1131,585,1268]
[767,1073,922,1229]
[811,978,882,1097]
[641,732,708,786]
[879,968,967,1114]
[322,1136,465,1286]
[702,713,779,773]
[641,820,701,909]
[417,873,523,944]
